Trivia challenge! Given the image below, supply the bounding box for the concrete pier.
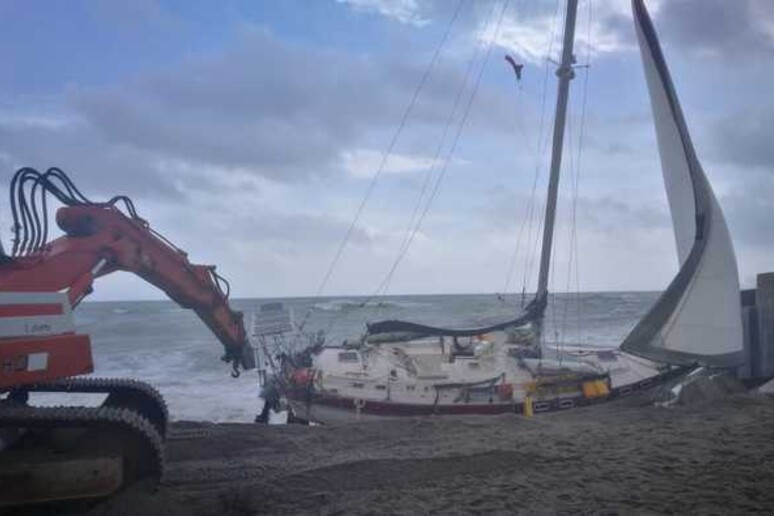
[756,273,774,379]
[739,272,774,382]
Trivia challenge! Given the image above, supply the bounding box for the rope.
[518,0,563,300]
[557,103,577,357]
[317,0,507,338]
[372,0,502,300]
[318,1,513,340]
[374,0,513,300]
[297,0,466,332]
[558,0,593,357]
[501,45,544,297]
[574,0,593,347]
[310,0,466,301]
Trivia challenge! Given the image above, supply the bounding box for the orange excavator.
[0,167,254,505]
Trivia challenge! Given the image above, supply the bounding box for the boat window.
[375,385,387,390]
[468,362,480,369]
[406,385,416,391]
[338,351,359,363]
[351,382,365,388]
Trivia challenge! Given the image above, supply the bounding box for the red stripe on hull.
[286,367,688,422]
[287,391,517,418]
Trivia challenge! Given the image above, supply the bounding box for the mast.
[534,0,578,336]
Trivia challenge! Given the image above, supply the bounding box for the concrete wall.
[755,273,774,380]
[739,273,774,381]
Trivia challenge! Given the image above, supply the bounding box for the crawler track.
[0,405,164,505]
[0,378,168,505]
[24,377,169,438]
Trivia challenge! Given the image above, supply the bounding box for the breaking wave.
[312,299,431,313]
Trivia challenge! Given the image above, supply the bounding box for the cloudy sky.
[1,0,772,300]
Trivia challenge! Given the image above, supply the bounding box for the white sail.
[620,0,743,366]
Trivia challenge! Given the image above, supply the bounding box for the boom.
[0,169,254,379]
[1,203,253,375]
[0,167,254,506]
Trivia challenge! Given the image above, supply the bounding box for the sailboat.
[278,0,745,423]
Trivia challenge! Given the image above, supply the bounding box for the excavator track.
[23,377,169,439]
[0,405,164,506]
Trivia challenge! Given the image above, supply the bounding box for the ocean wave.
[312,299,430,313]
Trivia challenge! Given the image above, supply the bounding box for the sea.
[30,292,659,423]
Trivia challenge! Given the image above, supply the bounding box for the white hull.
[285,334,669,424]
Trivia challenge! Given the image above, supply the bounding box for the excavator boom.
[0,167,254,506]
[1,203,254,378]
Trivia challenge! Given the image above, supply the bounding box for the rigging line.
[573,0,593,347]
[310,0,466,301]
[558,0,593,348]
[376,0,512,300]
[371,0,502,302]
[296,1,467,334]
[560,0,592,350]
[518,0,563,297]
[538,0,577,351]
[324,1,501,335]
[500,68,544,298]
[560,68,584,344]
[548,172,560,346]
[525,198,545,299]
[559,100,578,351]
[559,0,593,350]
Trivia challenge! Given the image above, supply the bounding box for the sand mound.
[652,367,746,407]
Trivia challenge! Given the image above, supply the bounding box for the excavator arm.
[0,204,254,375]
[0,167,255,386]
[0,168,255,506]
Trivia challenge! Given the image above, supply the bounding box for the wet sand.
[88,393,774,515]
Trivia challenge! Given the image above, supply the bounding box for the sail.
[620,0,743,366]
[367,296,545,338]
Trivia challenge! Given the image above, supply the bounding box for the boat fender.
[497,383,514,401]
[291,367,313,386]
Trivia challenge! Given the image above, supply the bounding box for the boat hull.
[286,367,686,424]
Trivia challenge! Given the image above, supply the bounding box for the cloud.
[479,1,652,65]
[718,169,774,247]
[67,28,392,183]
[654,0,774,59]
[1,25,511,200]
[713,106,774,170]
[0,115,184,200]
[341,148,437,178]
[337,0,429,27]
[2,0,770,299]
[0,10,529,298]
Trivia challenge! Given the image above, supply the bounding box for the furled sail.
[367,296,545,338]
[620,0,743,366]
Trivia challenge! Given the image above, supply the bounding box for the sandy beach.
[77,391,774,515]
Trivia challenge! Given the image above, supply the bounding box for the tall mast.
[535,0,578,314]
[531,0,578,350]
